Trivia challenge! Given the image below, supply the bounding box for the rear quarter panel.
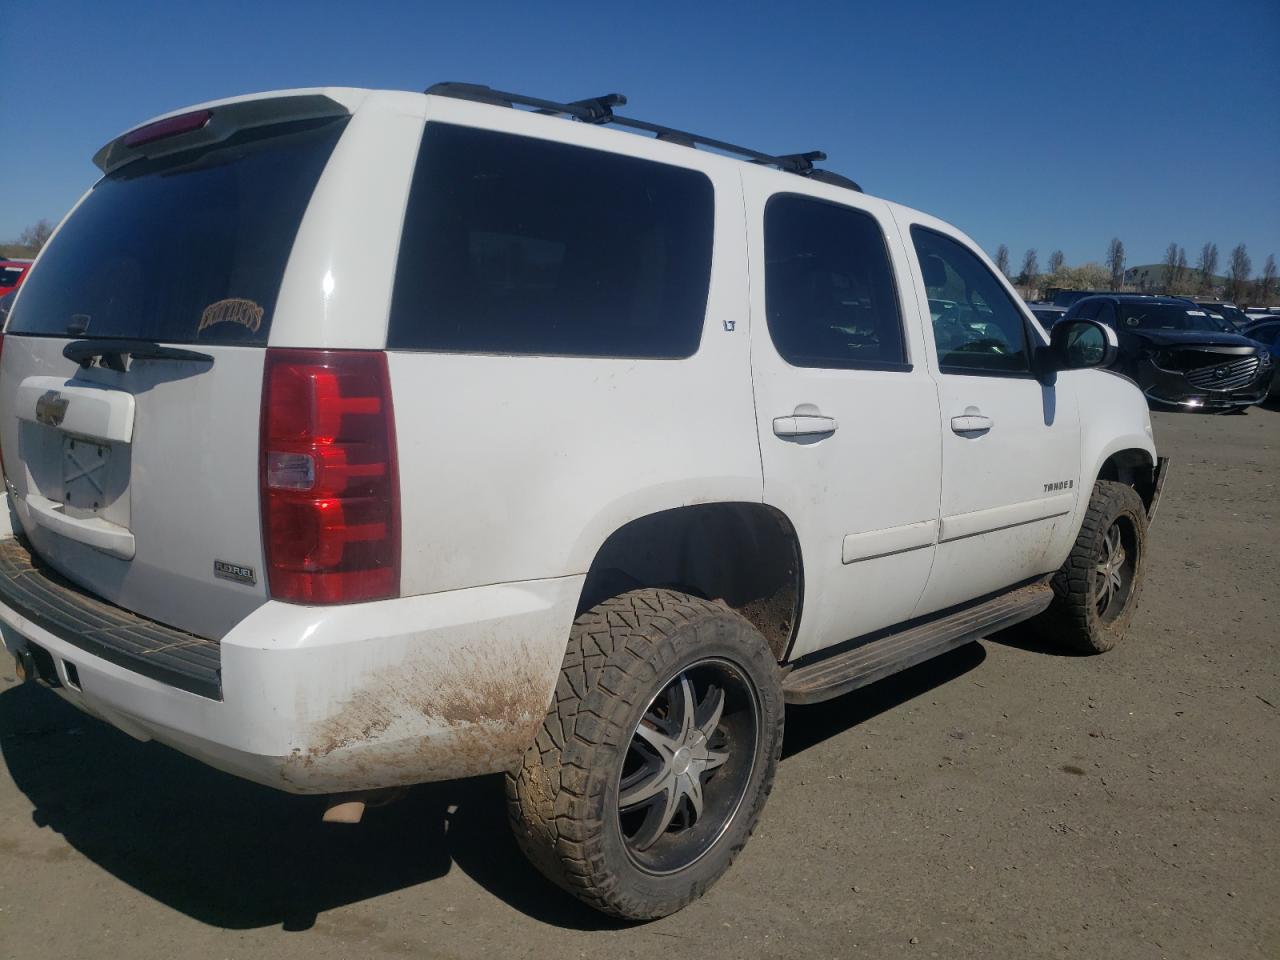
[386,98,763,596]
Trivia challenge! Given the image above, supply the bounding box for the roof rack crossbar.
[424,82,859,188]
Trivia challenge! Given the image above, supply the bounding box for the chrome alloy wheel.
[617,658,760,875]
[1094,520,1135,622]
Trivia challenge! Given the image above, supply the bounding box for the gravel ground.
[1,406,1276,960]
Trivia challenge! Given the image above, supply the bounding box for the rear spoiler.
[92,92,352,174]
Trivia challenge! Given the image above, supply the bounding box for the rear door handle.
[773,415,838,437]
[951,414,993,434]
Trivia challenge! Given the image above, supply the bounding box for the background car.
[1063,294,1274,411]
[0,260,31,297]
[1051,289,1115,308]
[1029,303,1067,327]
[1242,317,1280,398]
[1191,298,1250,329]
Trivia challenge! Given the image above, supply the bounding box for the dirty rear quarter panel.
[232,575,588,790]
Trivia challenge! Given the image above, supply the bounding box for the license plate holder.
[62,435,111,510]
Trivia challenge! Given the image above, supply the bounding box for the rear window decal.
[198,298,264,335]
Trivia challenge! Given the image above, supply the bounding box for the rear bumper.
[0,535,580,794]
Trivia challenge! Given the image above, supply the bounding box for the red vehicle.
[0,260,33,296]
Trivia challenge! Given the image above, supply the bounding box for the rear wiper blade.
[63,339,214,372]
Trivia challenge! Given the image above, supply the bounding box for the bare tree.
[1175,246,1188,292]
[995,244,1010,277]
[1227,244,1251,302]
[1197,242,1219,293]
[1261,253,1277,302]
[1018,248,1039,295]
[1048,250,1064,275]
[1162,242,1180,293]
[1106,238,1126,291]
[18,219,53,252]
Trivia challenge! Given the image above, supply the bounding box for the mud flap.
[1147,457,1170,524]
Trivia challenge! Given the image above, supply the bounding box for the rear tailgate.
[0,100,349,639]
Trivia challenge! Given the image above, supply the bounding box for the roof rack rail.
[424,82,861,192]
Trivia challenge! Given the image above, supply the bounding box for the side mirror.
[1050,318,1118,370]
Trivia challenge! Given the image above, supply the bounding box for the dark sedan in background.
[1062,294,1274,411]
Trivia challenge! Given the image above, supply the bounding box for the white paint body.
[0,87,1157,793]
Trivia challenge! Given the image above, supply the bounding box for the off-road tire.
[505,588,784,920]
[1037,480,1148,654]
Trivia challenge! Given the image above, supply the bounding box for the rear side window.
[764,195,907,370]
[387,123,714,358]
[7,118,346,344]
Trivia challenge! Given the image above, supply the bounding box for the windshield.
[7,117,345,344]
[1117,303,1235,332]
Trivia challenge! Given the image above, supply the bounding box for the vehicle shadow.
[0,642,989,932]
[982,618,1087,658]
[0,681,617,932]
[782,641,986,758]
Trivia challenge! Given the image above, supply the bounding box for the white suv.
[0,83,1167,919]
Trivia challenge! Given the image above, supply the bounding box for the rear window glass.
[387,123,714,358]
[6,117,345,344]
[0,267,23,288]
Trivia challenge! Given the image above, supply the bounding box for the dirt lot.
[1,406,1277,959]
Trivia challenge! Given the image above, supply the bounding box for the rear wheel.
[506,588,783,919]
[1036,480,1148,654]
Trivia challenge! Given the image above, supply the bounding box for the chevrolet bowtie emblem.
[35,390,69,428]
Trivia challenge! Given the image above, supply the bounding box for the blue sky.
[3,0,1277,270]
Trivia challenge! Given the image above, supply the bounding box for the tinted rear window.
[0,267,23,288]
[7,117,345,344]
[387,123,714,358]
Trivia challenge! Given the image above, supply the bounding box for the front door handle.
[773,415,838,437]
[951,414,993,434]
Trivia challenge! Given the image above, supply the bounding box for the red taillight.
[260,349,399,604]
[121,109,213,148]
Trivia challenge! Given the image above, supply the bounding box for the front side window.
[387,123,714,358]
[911,227,1030,374]
[763,195,907,370]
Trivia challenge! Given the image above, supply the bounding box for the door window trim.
[910,224,1039,380]
[763,192,913,374]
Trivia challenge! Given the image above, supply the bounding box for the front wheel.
[1036,480,1149,653]
[506,589,784,919]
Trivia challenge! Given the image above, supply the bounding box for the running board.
[782,581,1054,705]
